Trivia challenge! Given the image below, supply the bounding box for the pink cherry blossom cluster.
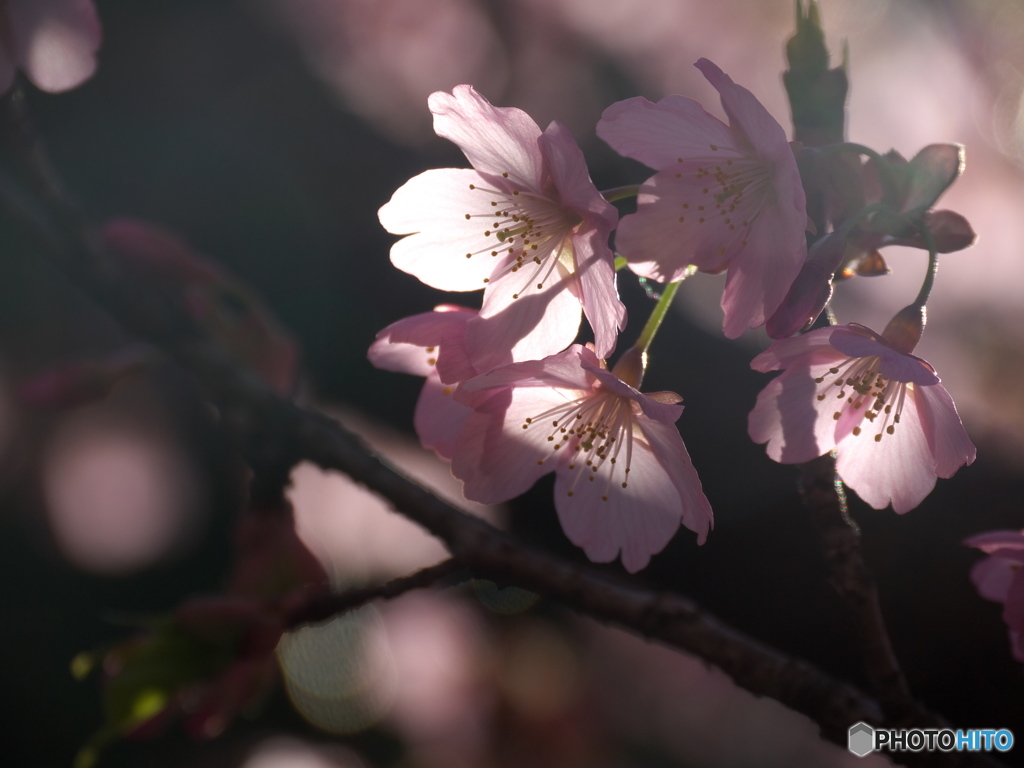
[370,58,980,573]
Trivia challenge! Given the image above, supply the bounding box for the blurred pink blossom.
[452,343,712,572]
[43,393,201,574]
[965,530,1024,661]
[0,0,101,93]
[380,592,491,761]
[264,0,508,145]
[748,323,976,513]
[598,58,807,339]
[379,85,625,367]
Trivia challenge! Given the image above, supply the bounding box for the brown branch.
[800,456,916,717]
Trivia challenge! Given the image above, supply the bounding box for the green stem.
[611,277,686,388]
[601,185,639,203]
[633,279,682,355]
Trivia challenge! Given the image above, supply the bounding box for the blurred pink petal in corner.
[265,0,507,144]
[0,0,102,93]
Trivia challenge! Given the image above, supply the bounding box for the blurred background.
[1,0,1023,766]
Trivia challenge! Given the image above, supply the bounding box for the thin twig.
[285,558,468,629]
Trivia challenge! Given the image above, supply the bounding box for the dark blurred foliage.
[1,1,1023,766]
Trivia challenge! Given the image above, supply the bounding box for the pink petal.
[636,418,714,545]
[965,530,1024,554]
[369,306,478,384]
[429,85,543,190]
[749,326,840,372]
[646,391,684,405]
[458,344,593,396]
[748,352,848,463]
[828,328,939,386]
[414,373,471,460]
[552,422,688,573]
[613,176,705,283]
[615,160,769,283]
[970,556,1019,603]
[451,386,565,504]
[572,228,625,359]
[468,268,582,371]
[538,121,618,229]
[374,306,475,349]
[694,59,791,165]
[719,200,808,338]
[9,0,101,93]
[433,328,478,386]
[379,168,508,292]
[914,381,976,477]
[834,388,936,513]
[368,337,435,377]
[597,95,739,170]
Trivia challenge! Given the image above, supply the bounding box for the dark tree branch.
[800,456,918,719]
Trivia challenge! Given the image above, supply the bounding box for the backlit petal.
[834,390,936,514]
[914,381,976,477]
[429,85,543,190]
[597,95,739,170]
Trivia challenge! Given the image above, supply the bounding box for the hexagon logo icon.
[848,722,875,757]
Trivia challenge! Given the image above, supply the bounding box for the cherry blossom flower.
[748,322,976,513]
[368,305,479,460]
[597,58,807,339]
[378,85,625,369]
[965,530,1024,661]
[451,344,712,573]
[0,0,101,93]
